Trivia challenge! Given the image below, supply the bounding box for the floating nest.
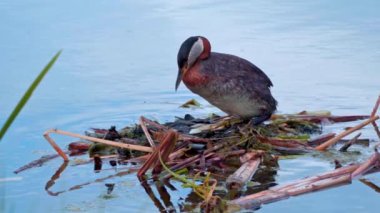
[14,97,380,212]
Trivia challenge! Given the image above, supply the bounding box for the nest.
[14,96,380,211]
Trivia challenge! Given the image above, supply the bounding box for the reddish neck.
[183,62,208,88]
[183,37,211,88]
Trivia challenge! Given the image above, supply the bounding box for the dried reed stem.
[371,95,380,117]
[371,95,380,140]
[137,130,178,180]
[139,116,156,148]
[226,158,261,190]
[44,129,153,161]
[315,116,379,151]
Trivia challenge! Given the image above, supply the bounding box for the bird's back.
[201,52,273,87]
[188,52,277,118]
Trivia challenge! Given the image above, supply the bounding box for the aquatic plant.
[0,50,62,141]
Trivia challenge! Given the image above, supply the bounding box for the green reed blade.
[0,50,62,141]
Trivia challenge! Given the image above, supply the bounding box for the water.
[1,0,380,212]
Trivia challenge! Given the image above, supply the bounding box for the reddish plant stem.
[137,131,178,180]
[371,95,380,117]
[231,152,380,207]
[372,121,380,140]
[257,136,312,149]
[276,115,370,123]
[371,95,380,140]
[139,116,156,149]
[152,132,178,175]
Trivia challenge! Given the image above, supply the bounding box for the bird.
[175,36,277,125]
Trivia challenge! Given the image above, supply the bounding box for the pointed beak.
[175,68,183,91]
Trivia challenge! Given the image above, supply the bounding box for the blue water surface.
[1,0,380,212]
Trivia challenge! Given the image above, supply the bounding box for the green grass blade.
[0,50,62,141]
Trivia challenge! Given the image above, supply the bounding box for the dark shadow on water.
[140,180,176,213]
[360,178,380,193]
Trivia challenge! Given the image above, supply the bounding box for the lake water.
[1,0,380,212]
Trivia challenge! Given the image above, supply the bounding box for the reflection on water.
[0,0,379,212]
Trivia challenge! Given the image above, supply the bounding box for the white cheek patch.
[187,38,204,68]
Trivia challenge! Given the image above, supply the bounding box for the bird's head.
[175,36,211,91]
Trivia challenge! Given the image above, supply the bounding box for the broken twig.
[137,130,178,180]
[139,116,156,149]
[339,133,361,152]
[226,156,261,190]
[371,95,380,140]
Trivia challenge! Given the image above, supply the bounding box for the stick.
[285,174,351,197]
[339,133,361,152]
[240,151,264,164]
[371,95,380,117]
[271,164,360,192]
[140,116,168,131]
[226,158,261,190]
[231,152,380,207]
[139,116,156,149]
[308,133,336,146]
[167,152,215,174]
[338,138,370,146]
[152,131,178,175]
[141,116,212,144]
[43,131,70,161]
[258,136,313,149]
[315,116,379,151]
[372,122,380,140]
[137,131,178,180]
[44,129,153,161]
[166,139,240,174]
[275,115,370,123]
[371,96,380,140]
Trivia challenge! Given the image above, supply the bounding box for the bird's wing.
[205,53,273,88]
[200,52,277,110]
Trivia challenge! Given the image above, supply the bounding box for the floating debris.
[180,99,202,108]
[105,183,115,194]
[68,141,91,155]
